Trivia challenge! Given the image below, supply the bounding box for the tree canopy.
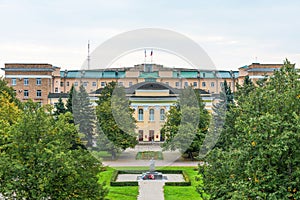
[96,82,137,159]
[202,59,300,199]
[162,86,210,160]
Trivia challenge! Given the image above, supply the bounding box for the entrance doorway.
[149,130,154,142]
[138,130,143,141]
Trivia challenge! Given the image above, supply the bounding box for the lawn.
[135,151,164,160]
[98,166,202,200]
[98,167,138,200]
[163,167,202,200]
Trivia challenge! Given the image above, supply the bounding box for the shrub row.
[110,169,191,187]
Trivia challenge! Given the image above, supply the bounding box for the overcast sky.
[1,0,300,75]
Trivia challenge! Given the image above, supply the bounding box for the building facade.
[2,62,283,142]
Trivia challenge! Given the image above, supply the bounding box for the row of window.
[172,81,230,88]
[18,90,42,98]
[11,78,42,86]
[138,108,165,121]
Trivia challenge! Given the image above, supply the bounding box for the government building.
[1,62,282,142]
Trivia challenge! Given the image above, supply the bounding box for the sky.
[1,0,300,75]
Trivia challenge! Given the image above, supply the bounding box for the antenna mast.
[87,40,90,70]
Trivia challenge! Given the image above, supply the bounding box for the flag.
[150,50,153,56]
[144,49,147,57]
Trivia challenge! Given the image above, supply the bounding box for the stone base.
[138,171,167,180]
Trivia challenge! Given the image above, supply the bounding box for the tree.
[0,78,21,108]
[202,59,300,199]
[73,85,96,148]
[66,85,75,113]
[96,82,137,159]
[0,102,108,199]
[162,86,210,160]
[54,97,66,116]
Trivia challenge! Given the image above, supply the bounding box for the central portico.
[127,82,178,142]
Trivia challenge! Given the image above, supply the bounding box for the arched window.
[149,109,154,121]
[138,109,144,121]
[160,109,165,121]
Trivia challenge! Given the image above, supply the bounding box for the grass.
[98,166,202,200]
[98,167,138,200]
[135,151,164,160]
[164,167,202,200]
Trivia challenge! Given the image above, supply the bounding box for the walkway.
[102,144,202,167]
[138,180,165,200]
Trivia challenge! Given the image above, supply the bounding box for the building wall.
[4,63,54,105]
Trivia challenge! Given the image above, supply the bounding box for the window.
[55,87,58,93]
[92,82,97,87]
[24,78,29,86]
[74,82,78,86]
[211,82,215,87]
[101,82,106,87]
[149,109,154,121]
[118,82,123,86]
[36,90,42,98]
[36,78,41,85]
[160,109,165,121]
[24,90,29,98]
[165,82,169,85]
[220,82,224,87]
[12,78,16,86]
[83,82,88,87]
[67,82,70,86]
[129,82,133,87]
[184,82,188,87]
[60,82,64,87]
[175,82,180,87]
[202,82,206,87]
[138,109,144,121]
[203,73,206,78]
[193,82,197,87]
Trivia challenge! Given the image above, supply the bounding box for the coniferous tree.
[73,84,96,148]
[54,97,66,116]
[66,85,75,113]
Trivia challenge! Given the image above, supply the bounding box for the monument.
[138,158,166,180]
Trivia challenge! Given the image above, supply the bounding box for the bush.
[110,169,192,187]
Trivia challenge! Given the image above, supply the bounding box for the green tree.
[0,78,21,108]
[202,59,300,199]
[96,82,137,159]
[54,97,66,116]
[0,102,108,199]
[66,85,75,113]
[73,85,96,148]
[162,86,210,160]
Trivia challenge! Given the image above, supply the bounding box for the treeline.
[199,59,300,199]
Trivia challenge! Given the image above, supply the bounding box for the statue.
[149,157,155,172]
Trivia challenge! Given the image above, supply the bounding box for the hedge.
[110,170,191,187]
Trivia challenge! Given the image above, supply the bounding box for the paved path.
[102,144,202,167]
[138,181,165,200]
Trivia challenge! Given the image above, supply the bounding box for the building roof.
[60,70,125,78]
[247,68,279,72]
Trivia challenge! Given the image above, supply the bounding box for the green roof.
[60,70,125,78]
[180,71,198,78]
[200,72,215,78]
